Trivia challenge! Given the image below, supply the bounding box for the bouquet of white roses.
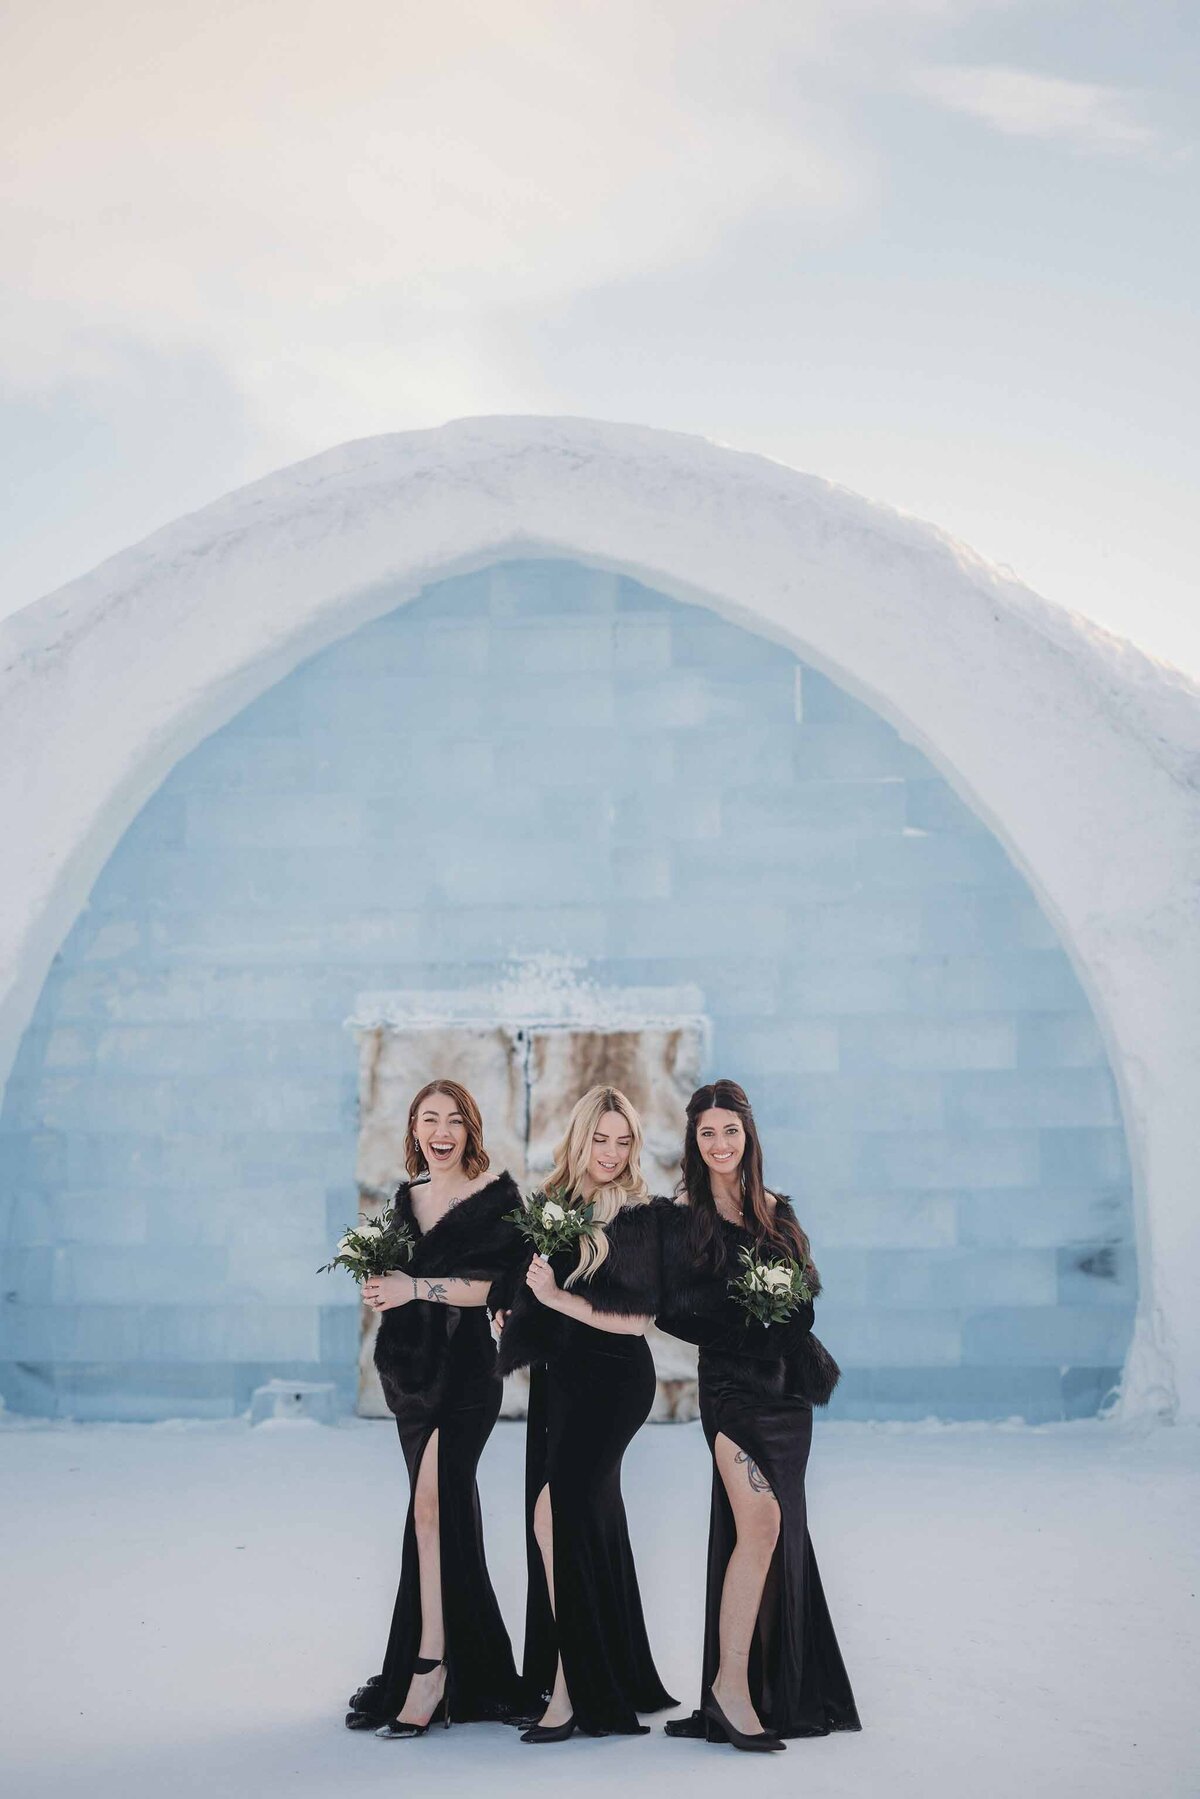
[728,1245,813,1326]
[506,1189,597,1259]
[318,1205,414,1283]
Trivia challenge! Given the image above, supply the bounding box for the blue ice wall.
[0,561,1135,1420]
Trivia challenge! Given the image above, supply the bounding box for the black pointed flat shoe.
[701,1696,785,1752]
[519,1715,577,1744]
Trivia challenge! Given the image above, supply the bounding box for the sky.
[2,0,1197,673]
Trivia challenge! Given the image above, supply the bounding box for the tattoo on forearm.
[735,1449,772,1495]
[408,1275,486,1305]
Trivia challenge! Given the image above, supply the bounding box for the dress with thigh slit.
[347,1173,526,1728]
[497,1198,677,1735]
[657,1202,860,1740]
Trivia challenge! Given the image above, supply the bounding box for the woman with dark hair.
[658,1078,860,1751]
[496,1084,676,1743]
[345,1079,525,1739]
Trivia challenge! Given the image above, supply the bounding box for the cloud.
[912,62,1163,156]
[0,0,877,438]
[0,2,1097,458]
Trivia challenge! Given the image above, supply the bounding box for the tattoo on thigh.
[734,1449,772,1495]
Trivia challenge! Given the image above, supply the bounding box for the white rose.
[541,1201,565,1224]
[337,1234,355,1253]
[357,1220,384,1237]
[763,1266,792,1291]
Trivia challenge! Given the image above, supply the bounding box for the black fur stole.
[656,1197,841,1407]
[374,1170,524,1406]
[495,1196,666,1377]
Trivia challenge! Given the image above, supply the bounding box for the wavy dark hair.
[679,1079,812,1274]
[404,1079,490,1180]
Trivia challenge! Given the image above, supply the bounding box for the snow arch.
[2,417,1197,1416]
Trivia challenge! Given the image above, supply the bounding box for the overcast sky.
[2,1,1197,672]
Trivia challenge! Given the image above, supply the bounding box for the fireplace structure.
[351,961,708,1418]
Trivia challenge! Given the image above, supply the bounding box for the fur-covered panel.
[495,1196,667,1377]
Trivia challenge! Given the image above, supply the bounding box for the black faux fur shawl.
[657,1197,841,1406]
[373,1171,524,1407]
[495,1196,666,1378]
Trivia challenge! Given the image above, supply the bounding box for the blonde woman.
[346,1080,526,1739]
[496,1085,677,1743]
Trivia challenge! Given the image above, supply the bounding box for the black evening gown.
[657,1201,861,1740]
[497,1199,677,1735]
[347,1172,526,1728]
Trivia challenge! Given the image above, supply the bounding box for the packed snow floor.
[1,1414,1197,1799]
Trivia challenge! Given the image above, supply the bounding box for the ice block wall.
[0,559,1134,1419]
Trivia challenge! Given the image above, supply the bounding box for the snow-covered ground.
[2,1414,1196,1799]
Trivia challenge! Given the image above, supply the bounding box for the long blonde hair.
[543,1084,650,1288]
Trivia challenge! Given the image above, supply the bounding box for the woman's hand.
[525,1254,561,1310]
[362,1273,412,1312]
[490,1307,508,1340]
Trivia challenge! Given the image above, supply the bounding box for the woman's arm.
[525,1254,649,1335]
[409,1275,493,1307]
[656,1300,815,1357]
[363,1273,493,1311]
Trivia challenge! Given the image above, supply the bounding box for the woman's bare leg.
[710,1431,781,1736]
[532,1483,573,1726]
[397,1430,447,1725]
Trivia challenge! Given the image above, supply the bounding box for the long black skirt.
[354,1313,522,1725]
[522,1319,677,1734]
[683,1349,860,1738]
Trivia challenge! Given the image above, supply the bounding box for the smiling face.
[696,1106,746,1180]
[587,1110,634,1188]
[415,1093,468,1174]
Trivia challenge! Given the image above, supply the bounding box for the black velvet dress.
[347,1172,526,1728]
[496,1198,677,1735]
[657,1199,861,1740]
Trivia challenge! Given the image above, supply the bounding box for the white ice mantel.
[348,953,710,1039]
[2,416,1198,1416]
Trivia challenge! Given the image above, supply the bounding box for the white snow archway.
[2,417,1198,1417]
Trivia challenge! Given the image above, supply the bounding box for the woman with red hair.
[346,1079,525,1739]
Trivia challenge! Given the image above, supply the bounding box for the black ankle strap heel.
[374,1658,452,1739]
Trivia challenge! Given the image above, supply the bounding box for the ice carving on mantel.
[349,957,709,1421]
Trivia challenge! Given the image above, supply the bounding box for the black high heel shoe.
[701,1694,785,1752]
[375,1657,451,1739]
[519,1715,577,1744]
